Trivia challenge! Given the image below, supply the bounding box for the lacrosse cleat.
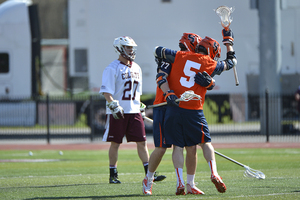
[109,176,121,184]
[186,183,205,195]
[142,176,153,195]
[211,175,226,193]
[153,172,166,182]
[176,181,185,195]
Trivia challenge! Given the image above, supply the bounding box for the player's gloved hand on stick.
[140,102,146,119]
[194,71,215,90]
[222,28,234,46]
[107,100,124,119]
[164,90,179,107]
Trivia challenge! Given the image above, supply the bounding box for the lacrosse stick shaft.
[147,90,201,109]
[147,99,181,109]
[215,150,245,168]
[233,66,239,86]
[144,116,153,123]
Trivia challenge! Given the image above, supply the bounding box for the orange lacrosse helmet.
[179,33,202,52]
[196,36,221,61]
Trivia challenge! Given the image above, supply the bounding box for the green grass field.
[0,148,300,200]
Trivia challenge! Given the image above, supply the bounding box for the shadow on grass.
[5,183,100,189]
[24,194,145,200]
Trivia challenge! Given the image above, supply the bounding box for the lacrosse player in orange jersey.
[153,28,236,194]
[143,33,214,195]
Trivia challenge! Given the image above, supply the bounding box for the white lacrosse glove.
[107,100,124,119]
[140,102,146,119]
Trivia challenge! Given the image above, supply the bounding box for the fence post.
[46,94,50,144]
[266,89,269,142]
[90,95,95,141]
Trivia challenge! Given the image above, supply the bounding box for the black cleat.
[153,172,166,182]
[109,176,121,184]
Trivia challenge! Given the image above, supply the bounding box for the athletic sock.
[208,160,219,177]
[147,171,155,179]
[186,174,195,185]
[143,162,149,175]
[175,168,184,186]
[109,166,117,177]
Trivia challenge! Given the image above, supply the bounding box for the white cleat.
[142,176,153,195]
[186,183,205,195]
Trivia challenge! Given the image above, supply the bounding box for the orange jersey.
[153,86,165,105]
[168,51,217,110]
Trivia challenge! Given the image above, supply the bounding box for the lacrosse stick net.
[215,6,234,30]
[215,151,265,180]
[243,166,265,179]
[147,90,201,108]
[178,90,201,102]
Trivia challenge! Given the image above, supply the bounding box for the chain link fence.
[0,93,299,144]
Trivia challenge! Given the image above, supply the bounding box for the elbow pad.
[225,51,237,70]
[156,72,168,89]
[153,46,165,58]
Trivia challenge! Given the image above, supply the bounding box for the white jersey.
[99,59,142,114]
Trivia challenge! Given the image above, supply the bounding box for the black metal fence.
[0,93,299,143]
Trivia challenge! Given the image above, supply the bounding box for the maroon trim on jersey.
[120,61,132,68]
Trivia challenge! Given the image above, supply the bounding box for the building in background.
[1,0,299,97]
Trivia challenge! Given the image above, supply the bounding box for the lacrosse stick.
[147,90,201,109]
[215,6,239,86]
[215,150,265,180]
[144,116,153,124]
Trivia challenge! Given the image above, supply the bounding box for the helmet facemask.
[122,45,137,61]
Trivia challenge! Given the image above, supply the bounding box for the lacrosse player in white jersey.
[99,36,165,184]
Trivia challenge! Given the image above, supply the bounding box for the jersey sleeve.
[157,59,172,74]
[99,66,116,95]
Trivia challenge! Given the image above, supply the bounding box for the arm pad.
[154,46,177,63]
[156,72,168,89]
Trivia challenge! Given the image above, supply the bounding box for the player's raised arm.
[222,28,237,71]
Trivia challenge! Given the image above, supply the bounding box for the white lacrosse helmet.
[113,36,137,61]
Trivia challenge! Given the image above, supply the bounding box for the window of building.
[75,49,88,73]
[0,53,9,73]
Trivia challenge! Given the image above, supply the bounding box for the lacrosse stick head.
[215,6,234,30]
[243,166,265,180]
[179,90,201,102]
